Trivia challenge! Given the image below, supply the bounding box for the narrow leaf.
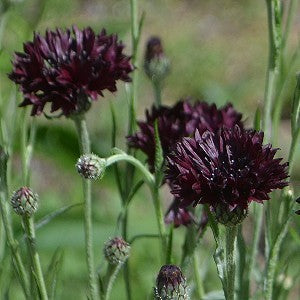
[45,248,64,300]
[291,73,300,134]
[36,202,83,231]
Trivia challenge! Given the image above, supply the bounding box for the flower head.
[11,187,38,216]
[128,100,243,172]
[166,126,288,221]
[9,26,133,116]
[154,265,189,299]
[76,154,106,180]
[104,237,130,265]
[128,101,193,172]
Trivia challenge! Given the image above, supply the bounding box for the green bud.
[76,154,106,180]
[11,187,38,216]
[104,237,130,265]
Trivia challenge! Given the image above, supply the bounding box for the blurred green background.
[0,0,300,299]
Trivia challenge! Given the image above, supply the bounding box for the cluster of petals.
[166,126,288,211]
[128,100,243,172]
[9,26,133,116]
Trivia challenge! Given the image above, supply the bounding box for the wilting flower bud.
[104,237,130,265]
[214,204,248,226]
[144,37,170,82]
[76,154,106,180]
[11,187,38,216]
[154,265,189,300]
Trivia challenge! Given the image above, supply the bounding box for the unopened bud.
[104,237,130,265]
[76,154,106,180]
[154,265,189,299]
[144,37,170,82]
[11,187,38,216]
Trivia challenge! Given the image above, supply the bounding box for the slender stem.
[225,226,237,300]
[288,129,300,173]
[106,154,154,187]
[105,154,166,255]
[193,252,205,299]
[73,116,99,300]
[129,234,161,244]
[104,264,123,300]
[263,0,282,141]
[23,216,48,300]
[247,203,263,297]
[122,209,132,300]
[152,81,162,107]
[166,224,173,264]
[0,151,30,298]
[264,209,293,300]
[128,0,139,135]
[150,188,167,258]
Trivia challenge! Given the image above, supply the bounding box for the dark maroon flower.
[154,265,188,299]
[128,101,193,172]
[127,100,243,172]
[9,26,133,116]
[165,198,195,228]
[166,126,288,215]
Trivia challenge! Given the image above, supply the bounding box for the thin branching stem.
[73,116,99,300]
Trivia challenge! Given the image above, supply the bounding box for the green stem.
[0,150,30,298]
[73,116,99,300]
[104,263,123,300]
[22,216,48,300]
[288,129,300,173]
[166,224,173,264]
[106,154,154,186]
[122,209,132,300]
[247,203,263,298]
[152,81,162,107]
[128,0,139,135]
[264,211,293,300]
[193,252,205,299]
[263,0,282,141]
[225,226,237,300]
[150,188,167,258]
[105,154,167,255]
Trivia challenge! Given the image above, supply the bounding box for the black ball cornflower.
[127,100,243,172]
[8,26,133,116]
[166,126,288,220]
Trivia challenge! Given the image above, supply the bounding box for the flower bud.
[104,237,130,265]
[144,37,170,82]
[76,154,106,180]
[154,265,189,300]
[214,204,248,226]
[11,187,38,216]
